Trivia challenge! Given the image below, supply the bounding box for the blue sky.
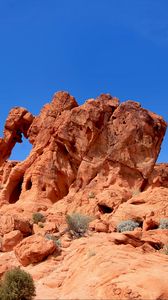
[0,0,167,162]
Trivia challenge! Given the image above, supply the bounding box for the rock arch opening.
[9,136,32,161]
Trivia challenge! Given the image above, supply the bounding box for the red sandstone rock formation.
[14,235,58,266]
[0,92,166,211]
[0,91,167,299]
[33,233,168,300]
[1,230,23,252]
[0,107,34,166]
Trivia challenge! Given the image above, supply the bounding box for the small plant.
[32,212,45,224]
[88,191,95,199]
[159,219,168,229]
[117,220,140,233]
[0,267,36,300]
[45,234,61,248]
[66,213,92,238]
[162,245,168,255]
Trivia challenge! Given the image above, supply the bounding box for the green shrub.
[117,220,140,233]
[66,213,92,238]
[159,219,168,229]
[32,212,45,224]
[0,267,36,300]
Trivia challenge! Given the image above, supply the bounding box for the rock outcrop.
[33,233,168,300]
[0,107,34,166]
[0,91,167,300]
[1,230,23,252]
[14,235,58,266]
[0,92,166,213]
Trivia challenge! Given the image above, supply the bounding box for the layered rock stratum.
[0,91,167,299]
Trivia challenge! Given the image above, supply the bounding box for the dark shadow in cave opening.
[25,178,32,191]
[98,203,113,214]
[9,178,23,203]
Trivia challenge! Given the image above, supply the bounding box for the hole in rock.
[131,200,146,205]
[98,204,113,214]
[42,185,46,191]
[9,178,23,203]
[95,113,104,129]
[149,242,162,250]
[140,178,148,192]
[136,220,143,228]
[25,178,32,190]
[57,141,69,156]
[9,136,32,161]
[148,223,159,230]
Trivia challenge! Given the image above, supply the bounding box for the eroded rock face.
[0,214,32,236]
[148,163,168,188]
[14,235,58,266]
[0,91,167,299]
[0,92,166,212]
[1,230,23,252]
[33,234,168,300]
[0,107,34,166]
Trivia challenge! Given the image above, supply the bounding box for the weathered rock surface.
[0,107,34,166]
[0,214,32,236]
[0,91,167,299]
[1,230,23,252]
[32,234,168,300]
[149,163,168,188]
[14,234,58,266]
[0,92,166,212]
[0,251,19,277]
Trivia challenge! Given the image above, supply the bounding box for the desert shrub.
[117,220,140,233]
[0,267,36,300]
[158,219,168,229]
[66,213,92,238]
[32,212,45,224]
[45,234,61,247]
[162,245,168,255]
[88,191,95,199]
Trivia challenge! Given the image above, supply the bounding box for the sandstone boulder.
[14,215,32,235]
[0,215,15,235]
[1,230,23,252]
[89,219,109,232]
[14,234,59,266]
[0,215,32,236]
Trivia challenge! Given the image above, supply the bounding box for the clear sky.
[0,0,167,162]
